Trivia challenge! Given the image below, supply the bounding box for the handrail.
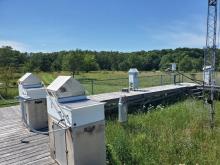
[175,71,204,85]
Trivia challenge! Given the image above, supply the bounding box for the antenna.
[204,0,218,128]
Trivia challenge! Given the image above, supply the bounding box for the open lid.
[18,73,41,86]
[171,63,176,71]
[203,65,212,71]
[47,76,85,98]
[128,68,139,74]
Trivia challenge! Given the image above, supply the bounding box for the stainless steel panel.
[72,120,106,165]
[50,120,106,165]
[54,123,68,165]
[24,98,48,130]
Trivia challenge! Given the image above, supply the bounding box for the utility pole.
[204,0,218,128]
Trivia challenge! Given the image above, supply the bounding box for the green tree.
[178,56,193,71]
[0,46,27,69]
[82,54,99,72]
[159,54,173,70]
[0,67,14,98]
[62,53,83,77]
[118,59,130,71]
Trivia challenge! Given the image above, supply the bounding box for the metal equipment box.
[171,63,176,71]
[18,73,48,130]
[47,76,106,165]
[128,68,139,90]
[203,66,212,85]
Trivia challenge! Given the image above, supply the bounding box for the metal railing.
[0,72,205,106]
[77,74,185,95]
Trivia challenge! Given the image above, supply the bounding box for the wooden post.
[91,79,94,95]
[160,75,163,85]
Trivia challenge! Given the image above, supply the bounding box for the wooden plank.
[0,143,49,163]
[0,131,34,143]
[25,157,57,165]
[5,152,51,165]
[0,138,48,155]
[0,135,48,149]
[88,83,198,102]
[0,104,56,165]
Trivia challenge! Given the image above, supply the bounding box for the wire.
[20,81,71,143]
[0,94,6,100]
[20,121,70,143]
[41,81,71,127]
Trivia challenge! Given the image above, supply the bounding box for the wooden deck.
[88,83,198,103]
[0,106,57,165]
[0,83,198,165]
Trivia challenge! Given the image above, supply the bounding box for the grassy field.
[1,71,220,163]
[0,99,19,107]
[0,71,176,99]
[0,70,216,107]
[106,99,220,164]
[0,71,203,99]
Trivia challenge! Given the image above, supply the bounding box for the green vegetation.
[0,70,192,100]
[106,100,220,164]
[0,69,209,107]
[1,46,220,163]
[1,46,219,73]
[0,45,214,100]
[0,99,19,107]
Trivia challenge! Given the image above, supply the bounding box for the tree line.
[1,46,220,76]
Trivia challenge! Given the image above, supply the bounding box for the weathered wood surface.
[0,106,57,165]
[88,83,198,102]
[0,83,197,164]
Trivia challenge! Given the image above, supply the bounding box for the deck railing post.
[118,96,128,123]
[173,74,176,84]
[91,79,94,95]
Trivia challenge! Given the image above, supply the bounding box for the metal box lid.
[18,73,41,86]
[128,68,139,74]
[203,65,212,71]
[61,100,105,126]
[47,97,105,127]
[19,87,47,100]
[47,76,85,98]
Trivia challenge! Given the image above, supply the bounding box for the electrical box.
[47,76,106,165]
[128,68,139,90]
[203,66,212,85]
[18,73,48,130]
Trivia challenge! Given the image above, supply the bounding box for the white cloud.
[154,19,206,48]
[141,16,207,49]
[0,40,29,52]
[153,31,205,48]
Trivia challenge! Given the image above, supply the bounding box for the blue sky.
[0,0,207,52]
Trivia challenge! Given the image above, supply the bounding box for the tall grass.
[106,100,220,164]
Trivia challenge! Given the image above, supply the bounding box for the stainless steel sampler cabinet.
[203,65,213,85]
[18,73,48,130]
[46,76,106,165]
[128,68,139,90]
